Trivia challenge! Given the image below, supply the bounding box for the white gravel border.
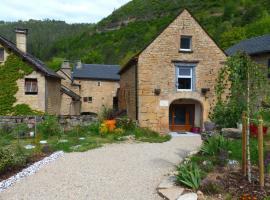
[0,151,64,193]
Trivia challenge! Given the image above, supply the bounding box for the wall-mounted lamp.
[154,88,161,96]
[201,88,210,95]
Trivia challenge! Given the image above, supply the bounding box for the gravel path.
[0,136,202,200]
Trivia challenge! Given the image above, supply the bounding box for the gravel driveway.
[0,136,202,200]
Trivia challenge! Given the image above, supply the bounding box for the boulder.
[177,193,198,200]
[222,128,242,139]
[158,187,184,200]
[157,176,177,189]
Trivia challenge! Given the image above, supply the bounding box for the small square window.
[25,78,38,95]
[84,97,93,103]
[0,48,4,62]
[180,36,192,51]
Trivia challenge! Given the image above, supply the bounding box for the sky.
[0,0,131,23]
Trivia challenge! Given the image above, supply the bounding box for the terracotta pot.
[104,120,116,132]
[191,127,201,134]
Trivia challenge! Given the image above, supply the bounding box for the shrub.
[117,116,136,131]
[0,146,27,174]
[201,135,229,156]
[12,123,29,138]
[113,128,124,136]
[100,107,115,120]
[176,161,201,190]
[37,115,61,138]
[87,122,101,135]
[99,123,109,137]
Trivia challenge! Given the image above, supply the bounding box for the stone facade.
[0,44,9,64]
[119,9,227,133]
[79,79,119,114]
[46,77,61,115]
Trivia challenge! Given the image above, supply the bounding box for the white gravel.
[0,136,202,200]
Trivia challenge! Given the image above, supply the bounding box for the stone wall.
[46,77,61,115]
[78,79,119,114]
[0,115,98,131]
[119,64,137,120]
[15,71,46,113]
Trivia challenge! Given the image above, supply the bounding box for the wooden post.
[258,115,264,188]
[242,112,247,176]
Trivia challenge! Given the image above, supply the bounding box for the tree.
[212,52,270,182]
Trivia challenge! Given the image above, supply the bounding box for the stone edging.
[0,151,64,193]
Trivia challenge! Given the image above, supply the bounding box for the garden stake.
[258,115,264,188]
[242,112,247,176]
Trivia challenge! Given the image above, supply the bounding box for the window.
[268,59,270,78]
[83,97,93,103]
[97,81,101,86]
[25,78,38,95]
[177,67,193,91]
[0,48,4,62]
[180,36,192,51]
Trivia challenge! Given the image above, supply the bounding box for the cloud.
[0,0,131,23]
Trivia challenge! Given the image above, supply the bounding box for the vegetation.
[2,0,270,67]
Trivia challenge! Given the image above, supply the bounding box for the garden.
[0,108,171,181]
[174,53,270,200]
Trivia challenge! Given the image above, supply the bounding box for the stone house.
[0,28,63,115]
[226,34,270,77]
[118,9,227,133]
[59,63,120,115]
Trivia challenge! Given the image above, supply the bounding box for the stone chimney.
[15,28,28,53]
[61,60,71,77]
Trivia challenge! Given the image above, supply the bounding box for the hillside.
[50,0,270,66]
[0,20,93,61]
[1,0,270,68]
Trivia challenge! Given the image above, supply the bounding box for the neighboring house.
[0,28,62,115]
[118,9,227,133]
[226,34,270,78]
[57,61,81,115]
[60,62,120,115]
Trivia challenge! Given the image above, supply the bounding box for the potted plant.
[101,107,116,132]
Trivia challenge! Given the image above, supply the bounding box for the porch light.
[201,88,210,95]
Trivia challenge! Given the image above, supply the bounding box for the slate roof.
[60,85,81,101]
[0,35,62,79]
[72,64,120,81]
[226,34,270,56]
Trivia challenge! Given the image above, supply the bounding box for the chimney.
[15,28,28,53]
[61,60,71,77]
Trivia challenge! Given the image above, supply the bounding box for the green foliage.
[0,53,41,115]
[201,135,229,156]
[82,51,104,64]
[176,161,201,190]
[0,146,27,174]
[117,116,136,132]
[37,115,61,138]
[100,107,115,120]
[211,53,270,128]
[134,127,171,143]
[45,57,65,71]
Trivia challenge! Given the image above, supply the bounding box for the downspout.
[135,63,139,121]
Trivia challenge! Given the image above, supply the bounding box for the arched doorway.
[169,99,203,132]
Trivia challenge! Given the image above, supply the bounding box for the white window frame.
[180,36,192,52]
[177,67,193,92]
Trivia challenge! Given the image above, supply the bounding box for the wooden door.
[170,104,195,131]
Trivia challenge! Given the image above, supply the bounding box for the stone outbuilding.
[0,28,63,115]
[118,9,227,133]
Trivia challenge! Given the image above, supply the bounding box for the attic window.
[25,78,38,95]
[180,36,192,52]
[0,48,4,62]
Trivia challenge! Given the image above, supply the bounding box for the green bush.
[176,161,201,190]
[37,115,61,138]
[0,146,27,174]
[100,107,115,120]
[117,116,136,132]
[87,122,101,135]
[201,135,229,156]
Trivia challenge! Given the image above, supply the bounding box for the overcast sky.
[0,0,131,23]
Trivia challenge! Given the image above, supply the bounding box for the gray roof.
[226,34,270,56]
[60,85,81,101]
[0,35,62,79]
[72,64,120,81]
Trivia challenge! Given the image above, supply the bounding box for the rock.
[157,176,177,189]
[197,191,205,200]
[222,128,242,139]
[227,160,240,171]
[158,187,184,200]
[177,193,198,200]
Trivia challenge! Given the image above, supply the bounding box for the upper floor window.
[268,59,270,78]
[176,64,196,91]
[0,48,4,62]
[180,36,192,52]
[25,78,38,95]
[83,97,93,103]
